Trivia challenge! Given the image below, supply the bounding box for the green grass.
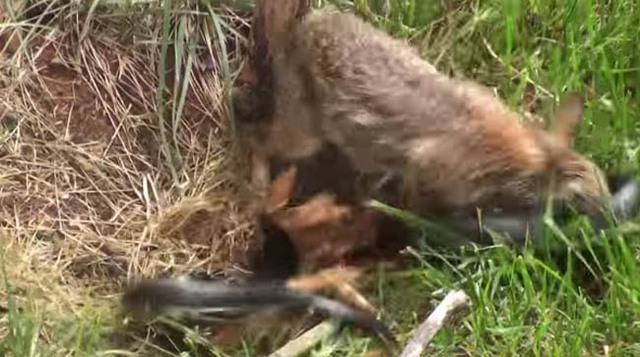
[0,243,118,356]
[314,0,640,355]
[308,0,640,355]
[3,0,640,356]
[0,297,112,356]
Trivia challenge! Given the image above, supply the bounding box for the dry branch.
[399,290,470,357]
[267,320,338,357]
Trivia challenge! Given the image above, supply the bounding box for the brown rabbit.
[243,1,610,220]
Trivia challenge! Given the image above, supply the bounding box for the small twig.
[399,290,470,357]
[267,320,338,357]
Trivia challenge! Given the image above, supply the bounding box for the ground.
[1,0,640,356]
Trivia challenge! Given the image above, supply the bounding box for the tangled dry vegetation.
[0,0,260,322]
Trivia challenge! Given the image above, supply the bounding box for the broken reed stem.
[399,290,470,357]
[267,320,338,357]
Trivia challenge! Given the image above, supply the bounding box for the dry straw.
[0,0,258,321]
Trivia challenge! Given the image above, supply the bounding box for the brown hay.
[0,0,258,308]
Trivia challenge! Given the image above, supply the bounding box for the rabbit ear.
[550,93,585,148]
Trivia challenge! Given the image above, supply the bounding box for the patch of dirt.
[39,68,114,144]
[0,193,55,226]
[1,33,115,145]
[154,195,254,267]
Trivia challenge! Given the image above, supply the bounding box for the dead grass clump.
[0,0,257,312]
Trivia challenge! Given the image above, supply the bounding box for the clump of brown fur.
[243,3,610,218]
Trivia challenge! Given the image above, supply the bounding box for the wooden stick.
[267,320,338,357]
[399,290,470,357]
